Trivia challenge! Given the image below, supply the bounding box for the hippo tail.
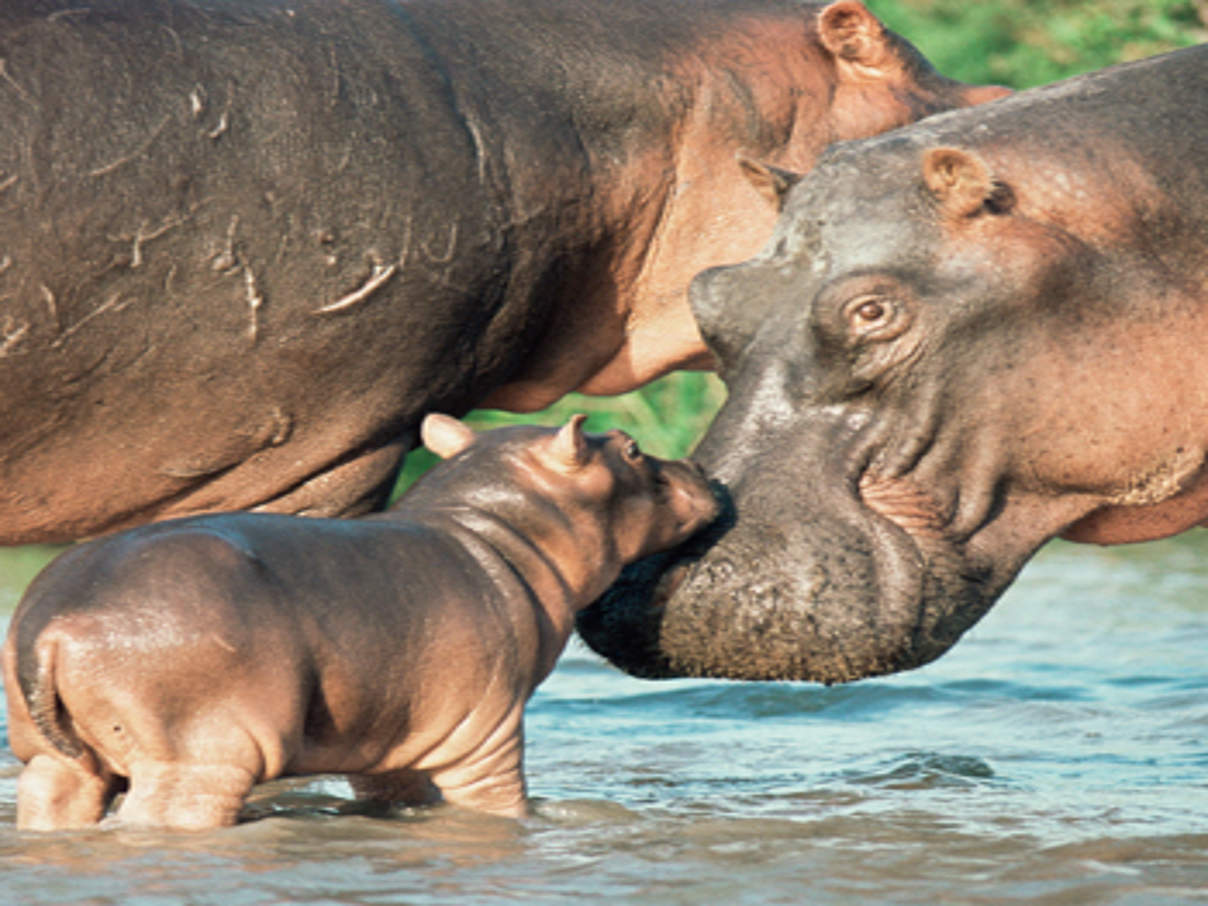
[11,631,86,760]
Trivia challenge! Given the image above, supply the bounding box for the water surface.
[2,536,1207,904]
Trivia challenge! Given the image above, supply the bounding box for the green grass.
[397,1,1207,495]
[869,0,1206,88]
[393,371,728,496]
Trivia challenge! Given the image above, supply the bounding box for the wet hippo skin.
[3,415,717,829]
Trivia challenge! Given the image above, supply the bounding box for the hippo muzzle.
[578,378,953,683]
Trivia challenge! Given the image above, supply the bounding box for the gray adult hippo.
[0,0,1004,545]
[579,44,1208,682]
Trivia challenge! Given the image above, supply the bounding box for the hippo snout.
[657,459,723,537]
[689,263,775,375]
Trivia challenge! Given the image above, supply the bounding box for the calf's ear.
[421,413,476,459]
[546,414,590,472]
[738,156,803,211]
[818,0,891,72]
[922,147,994,218]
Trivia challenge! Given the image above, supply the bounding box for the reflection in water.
[2,535,1208,903]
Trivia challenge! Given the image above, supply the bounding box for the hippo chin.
[581,44,1208,682]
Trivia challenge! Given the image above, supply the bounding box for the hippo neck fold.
[405,500,616,674]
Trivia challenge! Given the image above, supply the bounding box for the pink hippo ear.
[738,156,803,211]
[420,413,476,459]
[546,414,590,472]
[817,1,892,72]
[922,147,995,219]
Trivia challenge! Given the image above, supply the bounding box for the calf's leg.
[17,754,117,830]
[429,728,528,818]
[116,761,256,830]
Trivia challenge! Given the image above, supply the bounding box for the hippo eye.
[847,296,894,331]
[622,438,641,461]
[854,300,887,323]
[840,292,913,345]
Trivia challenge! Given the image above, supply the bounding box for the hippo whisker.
[51,293,133,348]
[0,316,29,356]
[244,267,264,342]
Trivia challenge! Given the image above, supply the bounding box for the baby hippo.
[3,414,717,831]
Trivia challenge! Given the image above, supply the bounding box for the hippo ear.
[420,413,476,459]
[922,147,994,219]
[818,0,891,71]
[546,414,590,472]
[738,156,803,211]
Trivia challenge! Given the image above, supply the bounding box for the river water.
[2,534,1206,904]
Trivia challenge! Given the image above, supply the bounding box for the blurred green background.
[401,0,1207,493]
[873,0,1206,88]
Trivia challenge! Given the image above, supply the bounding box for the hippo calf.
[3,415,717,830]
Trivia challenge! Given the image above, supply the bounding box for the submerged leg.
[428,729,529,818]
[17,754,117,830]
[117,761,256,830]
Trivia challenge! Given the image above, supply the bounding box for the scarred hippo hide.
[579,44,1208,682]
[0,0,1004,544]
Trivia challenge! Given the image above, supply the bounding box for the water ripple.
[3,537,1208,902]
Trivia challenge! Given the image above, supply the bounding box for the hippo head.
[579,89,1207,681]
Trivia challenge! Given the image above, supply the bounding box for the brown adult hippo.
[579,44,1208,682]
[0,0,1003,545]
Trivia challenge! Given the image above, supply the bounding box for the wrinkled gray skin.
[579,45,1208,682]
[0,0,1002,544]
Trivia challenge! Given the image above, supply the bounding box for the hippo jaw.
[576,378,1098,682]
[577,393,1032,683]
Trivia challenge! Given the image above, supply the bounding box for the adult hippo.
[0,0,1003,544]
[579,44,1208,682]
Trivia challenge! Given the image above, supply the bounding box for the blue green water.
[2,535,1207,904]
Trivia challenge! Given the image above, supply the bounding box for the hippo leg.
[116,762,256,830]
[16,755,117,830]
[428,730,527,818]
